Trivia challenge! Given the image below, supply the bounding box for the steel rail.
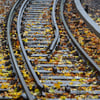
[60,0,100,72]
[49,0,60,54]
[17,0,44,92]
[74,0,100,38]
[7,0,34,100]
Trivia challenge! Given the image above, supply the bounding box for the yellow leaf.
[64,73,70,76]
[32,23,34,25]
[0,60,5,64]
[26,26,30,28]
[84,30,88,33]
[38,27,41,29]
[69,82,73,85]
[72,78,77,81]
[0,56,3,60]
[58,81,63,84]
[79,78,85,82]
[1,65,4,69]
[1,83,9,89]
[71,50,76,53]
[59,30,62,33]
[3,24,5,26]
[49,88,55,93]
[79,59,83,62]
[34,89,39,94]
[34,67,37,70]
[88,86,92,91]
[50,7,52,10]
[77,32,80,35]
[39,56,42,59]
[66,60,72,64]
[23,38,28,42]
[78,37,84,45]
[29,84,33,90]
[97,18,100,21]
[59,96,66,100]
[54,83,60,89]
[43,84,48,88]
[92,95,98,99]
[24,31,28,36]
[45,29,50,32]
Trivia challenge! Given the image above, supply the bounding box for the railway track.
[0,4,22,100]
[0,0,100,99]
[64,0,100,67]
[82,0,100,26]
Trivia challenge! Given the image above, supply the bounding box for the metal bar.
[49,0,60,53]
[7,0,34,100]
[17,0,44,90]
[74,0,100,38]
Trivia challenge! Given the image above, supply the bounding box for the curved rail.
[49,0,60,54]
[74,0,100,38]
[60,0,100,72]
[7,0,34,100]
[17,0,44,91]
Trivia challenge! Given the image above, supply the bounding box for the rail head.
[17,0,44,91]
[60,0,100,73]
[49,0,60,54]
[7,0,35,100]
[74,0,100,38]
